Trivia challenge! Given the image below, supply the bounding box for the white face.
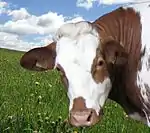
[55,22,112,115]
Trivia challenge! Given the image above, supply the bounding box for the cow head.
[20,21,128,127]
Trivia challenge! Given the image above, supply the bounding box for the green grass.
[0,48,150,133]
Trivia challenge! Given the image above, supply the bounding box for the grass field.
[0,48,150,133]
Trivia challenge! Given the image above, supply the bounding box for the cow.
[20,3,150,127]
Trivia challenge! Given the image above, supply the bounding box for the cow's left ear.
[102,40,128,65]
[20,42,56,71]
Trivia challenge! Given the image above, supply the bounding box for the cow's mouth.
[68,108,104,127]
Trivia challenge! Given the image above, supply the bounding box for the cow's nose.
[69,109,100,127]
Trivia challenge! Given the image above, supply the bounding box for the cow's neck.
[108,63,143,115]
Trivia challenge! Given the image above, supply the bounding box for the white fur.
[125,2,150,126]
[54,21,96,41]
[133,4,150,102]
[128,112,147,124]
[143,109,150,127]
[54,21,112,114]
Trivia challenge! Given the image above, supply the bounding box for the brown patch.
[92,7,144,119]
[91,7,141,84]
[101,40,128,65]
[93,7,141,60]
[72,97,87,111]
[46,42,56,51]
[20,42,56,71]
[91,56,109,83]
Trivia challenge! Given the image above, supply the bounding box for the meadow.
[0,48,150,133]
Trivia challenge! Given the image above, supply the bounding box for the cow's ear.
[102,40,128,65]
[20,42,56,71]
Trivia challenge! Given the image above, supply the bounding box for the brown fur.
[72,97,87,111]
[20,42,56,71]
[70,97,100,127]
[91,55,109,83]
[92,7,144,116]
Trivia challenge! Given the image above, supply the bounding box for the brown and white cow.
[20,3,150,127]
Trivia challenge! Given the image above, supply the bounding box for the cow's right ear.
[101,39,128,65]
[20,42,56,71]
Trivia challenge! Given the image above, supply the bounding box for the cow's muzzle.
[69,109,102,127]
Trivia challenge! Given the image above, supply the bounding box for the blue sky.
[0,0,134,51]
[3,0,119,17]
[1,0,122,22]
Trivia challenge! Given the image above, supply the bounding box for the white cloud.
[0,32,37,51]
[8,8,30,21]
[36,12,65,34]
[1,9,66,35]
[76,0,96,10]
[0,1,7,8]
[100,0,150,5]
[34,34,53,45]
[76,0,132,9]
[76,0,147,9]
[99,0,134,5]
[1,19,39,35]
[1,6,85,36]
[0,1,85,51]
[0,0,9,14]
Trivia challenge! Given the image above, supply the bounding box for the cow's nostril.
[87,111,93,122]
